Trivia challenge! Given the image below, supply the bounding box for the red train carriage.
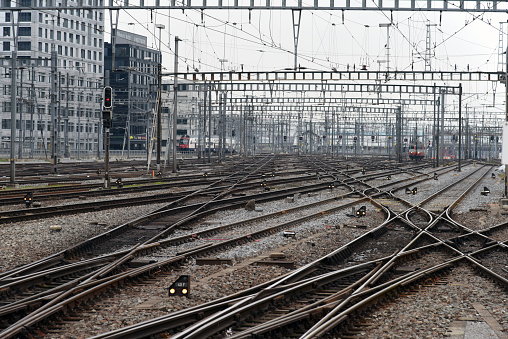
[409,142,424,160]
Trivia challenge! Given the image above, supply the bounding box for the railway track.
[1,156,505,338]
[75,159,507,339]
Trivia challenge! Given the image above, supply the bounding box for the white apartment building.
[0,0,104,159]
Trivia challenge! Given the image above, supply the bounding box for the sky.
[104,4,508,127]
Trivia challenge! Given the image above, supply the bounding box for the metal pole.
[208,83,211,163]
[18,67,23,159]
[50,49,57,173]
[64,73,69,157]
[458,83,462,172]
[105,126,110,188]
[172,36,180,173]
[156,62,162,173]
[432,84,436,167]
[440,89,445,163]
[505,38,508,196]
[10,50,16,185]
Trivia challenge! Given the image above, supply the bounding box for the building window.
[2,0,11,7]
[57,31,61,40]
[18,12,31,22]
[87,50,91,59]
[76,35,80,44]
[3,41,10,51]
[5,12,10,22]
[2,119,11,128]
[38,27,42,37]
[18,41,31,51]
[3,27,9,36]
[2,103,11,113]
[38,42,42,51]
[44,43,48,52]
[57,45,62,54]
[69,33,73,43]
[39,13,42,22]
[18,27,31,36]
[70,47,73,57]
[81,49,85,58]
[63,18,68,28]
[20,0,31,6]
[81,22,85,31]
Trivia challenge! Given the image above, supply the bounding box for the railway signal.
[356,206,366,217]
[168,275,190,297]
[103,86,113,109]
[284,135,287,141]
[339,135,342,140]
[371,135,375,141]
[115,178,123,188]
[353,136,357,143]
[24,192,33,208]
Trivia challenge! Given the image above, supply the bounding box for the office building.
[0,0,104,158]
[104,29,160,155]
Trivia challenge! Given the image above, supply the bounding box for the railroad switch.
[434,173,439,180]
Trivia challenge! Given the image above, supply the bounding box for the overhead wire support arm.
[4,0,508,11]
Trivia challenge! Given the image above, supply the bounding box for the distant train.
[178,135,236,153]
[409,142,424,160]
